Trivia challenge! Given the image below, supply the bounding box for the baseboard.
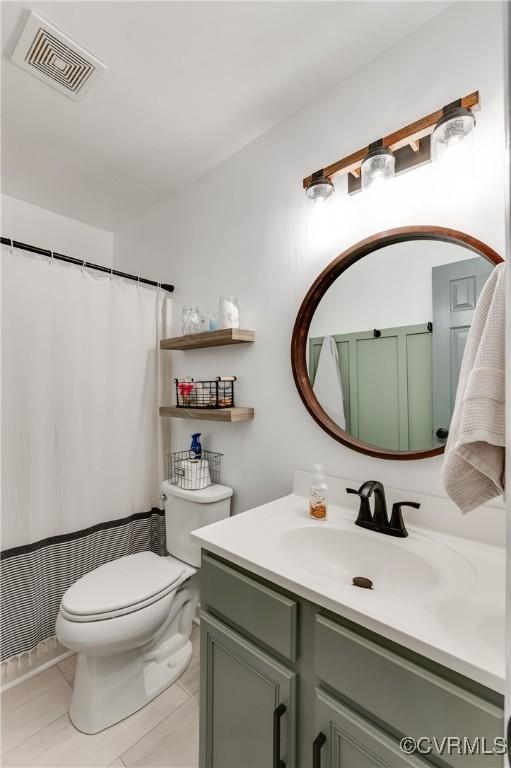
[1,639,73,693]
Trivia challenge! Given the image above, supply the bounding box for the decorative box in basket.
[175,376,236,409]
[167,449,222,490]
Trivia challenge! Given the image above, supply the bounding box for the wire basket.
[167,450,222,490]
[175,377,236,409]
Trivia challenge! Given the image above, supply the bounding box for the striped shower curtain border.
[0,508,166,661]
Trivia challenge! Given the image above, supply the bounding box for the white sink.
[280,523,475,597]
[191,490,505,691]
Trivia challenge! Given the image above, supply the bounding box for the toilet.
[56,481,232,734]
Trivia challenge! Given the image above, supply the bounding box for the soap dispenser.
[309,464,328,520]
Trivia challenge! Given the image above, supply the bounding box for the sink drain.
[353,576,373,589]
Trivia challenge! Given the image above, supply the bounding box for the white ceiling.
[1,1,449,231]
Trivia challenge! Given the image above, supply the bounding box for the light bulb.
[305,175,334,202]
[361,146,395,191]
[432,107,475,159]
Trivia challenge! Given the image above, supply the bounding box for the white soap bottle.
[309,464,328,520]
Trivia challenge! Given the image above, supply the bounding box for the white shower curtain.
[1,245,169,658]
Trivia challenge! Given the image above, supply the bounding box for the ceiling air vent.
[11,11,107,100]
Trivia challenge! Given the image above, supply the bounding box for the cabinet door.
[314,689,427,768]
[200,612,297,768]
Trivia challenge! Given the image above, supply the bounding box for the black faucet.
[346,481,420,538]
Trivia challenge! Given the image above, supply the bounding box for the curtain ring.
[9,239,13,255]
[110,266,114,280]
[49,250,54,266]
[81,259,86,272]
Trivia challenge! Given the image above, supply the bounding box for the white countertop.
[192,493,505,694]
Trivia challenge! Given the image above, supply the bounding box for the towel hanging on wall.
[442,262,506,513]
[313,335,346,429]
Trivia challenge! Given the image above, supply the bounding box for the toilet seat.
[61,552,192,622]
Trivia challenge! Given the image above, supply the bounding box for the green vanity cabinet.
[315,615,504,768]
[315,688,426,768]
[199,552,504,768]
[200,553,298,661]
[199,612,297,768]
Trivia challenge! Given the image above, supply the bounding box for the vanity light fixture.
[304,171,335,202]
[432,99,476,156]
[303,90,479,198]
[361,141,395,190]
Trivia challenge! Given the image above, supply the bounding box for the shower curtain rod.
[1,236,174,293]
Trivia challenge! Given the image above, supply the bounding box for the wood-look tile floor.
[0,626,200,768]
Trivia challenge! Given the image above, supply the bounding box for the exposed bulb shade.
[305,175,334,202]
[361,146,395,191]
[432,106,475,151]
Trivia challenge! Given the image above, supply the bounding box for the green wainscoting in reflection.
[309,324,433,451]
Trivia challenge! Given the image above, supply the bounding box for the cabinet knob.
[313,732,327,768]
[436,427,449,440]
[273,703,286,768]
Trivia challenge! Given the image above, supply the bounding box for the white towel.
[442,262,506,513]
[313,336,346,429]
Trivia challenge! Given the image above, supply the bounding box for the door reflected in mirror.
[307,240,494,452]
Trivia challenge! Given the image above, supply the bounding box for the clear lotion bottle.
[309,464,328,520]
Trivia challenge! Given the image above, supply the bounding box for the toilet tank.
[161,481,233,568]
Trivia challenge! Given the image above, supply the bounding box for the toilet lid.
[61,552,185,618]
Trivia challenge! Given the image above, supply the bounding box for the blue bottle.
[190,433,202,460]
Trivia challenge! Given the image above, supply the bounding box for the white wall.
[1,195,114,267]
[309,240,479,338]
[114,2,506,528]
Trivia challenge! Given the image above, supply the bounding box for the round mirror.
[291,226,502,460]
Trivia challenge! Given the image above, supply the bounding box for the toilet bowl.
[56,482,232,734]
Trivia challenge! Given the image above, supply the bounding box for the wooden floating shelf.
[159,406,254,422]
[160,328,255,351]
